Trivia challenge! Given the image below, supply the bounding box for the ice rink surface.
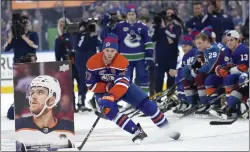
[1,93,249,151]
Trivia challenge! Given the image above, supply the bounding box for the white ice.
[1,93,249,151]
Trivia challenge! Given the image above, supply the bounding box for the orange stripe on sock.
[225,87,233,95]
[206,88,216,96]
[118,115,127,127]
[152,113,163,123]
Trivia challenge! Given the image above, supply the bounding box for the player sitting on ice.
[85,33,180,144]
[209,30,249,119]
[172,35,198,114]
[183,32,224,115]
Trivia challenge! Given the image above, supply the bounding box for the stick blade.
[57,147,80,151]
[210,120,234,125]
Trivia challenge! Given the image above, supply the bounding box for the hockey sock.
[227,90,242,110]
[184,89,196,104]
[206,88,220,105]
[113,113,138,134]
[137,99,168,127]
[198,89,208,104]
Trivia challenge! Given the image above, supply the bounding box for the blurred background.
[1,0,249,51]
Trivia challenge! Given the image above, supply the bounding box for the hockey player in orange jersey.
[85,33,180,144]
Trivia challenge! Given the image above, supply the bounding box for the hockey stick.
[209,80,249,125]
[179,84,225,119]
[129,78,186,118]
[77,107,105,150]
[150,78,185,101]
[209,109,249,125]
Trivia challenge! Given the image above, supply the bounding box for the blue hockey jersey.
[198,45,223,74]
[222,44,249,72]
[182,48,198,67]
[108,21,154,61]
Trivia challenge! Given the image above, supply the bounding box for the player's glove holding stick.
[215,63,236,78]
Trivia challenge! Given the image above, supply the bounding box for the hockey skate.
[173,102,188,114]
[132,123,148,144]
[209,105,240,120]
[195,104,210,115]
[78,105,92,112]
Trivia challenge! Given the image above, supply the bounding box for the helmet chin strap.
[29,96,51,118]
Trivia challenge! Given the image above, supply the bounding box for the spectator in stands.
[202,0,234,42]
[185,2,204,32]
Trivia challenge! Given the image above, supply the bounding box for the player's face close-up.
[127,12,136,23]
[29,87,49,114]
[103,48,117,62]
[195,38,207,51]
[181,44,193,53]
[226,36,238,50]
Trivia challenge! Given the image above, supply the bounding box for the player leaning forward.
[85,33,180,143]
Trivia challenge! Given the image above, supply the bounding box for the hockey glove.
[238,72,249,88]
[215,65,229,77]
[99,93,118,118]
[145,58,154,70]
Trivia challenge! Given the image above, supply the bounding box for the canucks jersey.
[109,21,153,61]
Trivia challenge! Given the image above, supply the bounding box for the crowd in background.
[1,0,249,51]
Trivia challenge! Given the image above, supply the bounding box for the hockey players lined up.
[182,32,223,115]
[209,30,249,119]
[102,4,154,93]
[172,35,198,114]
[85,33,180,143]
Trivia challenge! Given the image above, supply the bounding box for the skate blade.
[209,110,227,120]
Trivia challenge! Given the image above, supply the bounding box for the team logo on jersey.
[100,74,114,82]
[43,128,49,134]
[99,70,106,75]
[124,31,141,48]
[138,28,141,33]
[224,56,230,62]
[123,27,129,32]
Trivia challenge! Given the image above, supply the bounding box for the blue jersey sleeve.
[85,68,106,93]
[235,46,249,67]
[198,46,221,74]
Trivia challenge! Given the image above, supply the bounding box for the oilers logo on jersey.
[100,74,115,82]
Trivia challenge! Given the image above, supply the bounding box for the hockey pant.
[95,83,168,135]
